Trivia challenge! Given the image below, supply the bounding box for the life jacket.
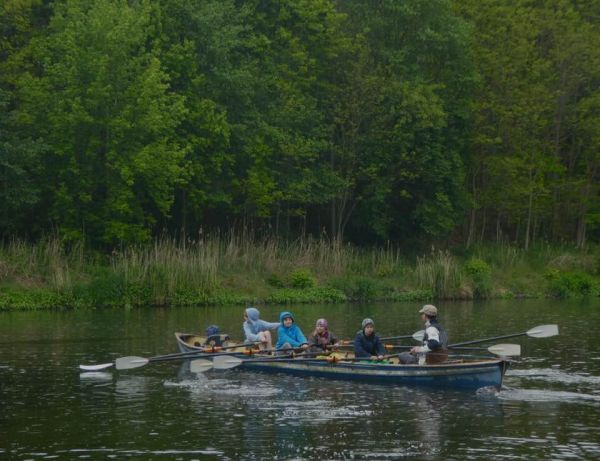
[423,320,448,364]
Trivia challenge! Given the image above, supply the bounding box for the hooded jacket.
[242,307,280,343]
[275,311,308,350]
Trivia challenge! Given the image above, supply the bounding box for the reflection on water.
[1,300,600,459]
[79,371,113,381]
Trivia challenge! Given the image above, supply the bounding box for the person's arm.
[264,320,281,330]
[295,327,307,346]
[277,327,298,349]
[243,322,261,343]
[414,326,441,353]
[282,327,306,348]
[374,336,387,356]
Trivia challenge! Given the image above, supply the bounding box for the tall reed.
[0,237,85,291]
[415,250,463,298]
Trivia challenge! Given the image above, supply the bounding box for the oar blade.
[526,324,559,338]
[212,355,243,370]
[190,359,213,373]
[79,362,114,371]
[487,343,521,357]
[412,330,425,342]
[115,356,149,370]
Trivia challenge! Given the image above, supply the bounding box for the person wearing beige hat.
[398,304,448,364]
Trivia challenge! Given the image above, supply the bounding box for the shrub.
[464,258,492,299]
[353,278,378,300]
[544,269,598,298]
[266,274,285,288]
[328,276,378,300]
[386,290,433,302]
[266,287,346,304]
[288,268,316,289]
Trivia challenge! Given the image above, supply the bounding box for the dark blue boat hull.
[175,332,508,390]
[238,359,508,390]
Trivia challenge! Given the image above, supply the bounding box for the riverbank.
[0,237,598,310]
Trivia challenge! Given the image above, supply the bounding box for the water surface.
[1,299,599,460]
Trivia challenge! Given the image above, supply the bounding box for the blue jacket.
[243,307,280,343]
[354,330,386,358]
[275,311,308,350]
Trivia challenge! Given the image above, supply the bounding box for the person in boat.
[354,318,386,360]
[192,325,230,348]
[243,307,280,350]
[308,318,339,353]
[275,311,309,353]
[398,304,448,365]
[204,325,227,347]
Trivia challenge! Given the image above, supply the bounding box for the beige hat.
[419,304,438,316]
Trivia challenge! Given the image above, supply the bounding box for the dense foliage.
[1,0,598,248]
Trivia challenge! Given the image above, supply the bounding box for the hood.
[245,307,260,322]
[279,311,294,324]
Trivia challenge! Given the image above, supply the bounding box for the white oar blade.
[412,330,425,342]
[212,355,243,370]
[190,359,213,373]
[79,362,114,371]
[115,356,149,370]
[527,324,559,338]
[487,343,521,357]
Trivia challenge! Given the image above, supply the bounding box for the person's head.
[315,318,328,334]
[280,311,294,327]
[245,307,260,322]
[205,325,220,338]
[418,304,438,321]
[361,318,375,336]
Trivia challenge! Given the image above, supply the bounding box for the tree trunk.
[524,188,533,251]
[479,207,486,243]
[496,214,501,243]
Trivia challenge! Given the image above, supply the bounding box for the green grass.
[0,236,598,310]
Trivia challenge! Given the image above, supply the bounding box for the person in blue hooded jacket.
[243,307,280,350]
[275,311,309,352]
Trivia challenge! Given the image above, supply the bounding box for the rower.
[398,305,448,364]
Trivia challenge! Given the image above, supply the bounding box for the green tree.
[15,0,186,245]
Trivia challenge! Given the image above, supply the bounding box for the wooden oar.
[324,330,424,348]
[383,343,521,356]
[194,342,521,373]
[380,330,425,342]
[448,324,559,348]
[188,359,213,373]
[193,351,334,372]
[79,342,261,371]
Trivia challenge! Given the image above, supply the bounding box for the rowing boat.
[175,332,509,390]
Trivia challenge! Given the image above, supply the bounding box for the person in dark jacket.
[308,318,339,353]
[353,318,386,360]
[399,304,448,364]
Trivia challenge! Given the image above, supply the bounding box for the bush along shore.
[0,237,599,310]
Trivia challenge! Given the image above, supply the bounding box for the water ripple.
[498,388,600,403]
[507,368,600,385]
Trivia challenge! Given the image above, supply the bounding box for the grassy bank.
[0,236,599,310]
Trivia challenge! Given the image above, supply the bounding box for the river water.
[1,299,599,460]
